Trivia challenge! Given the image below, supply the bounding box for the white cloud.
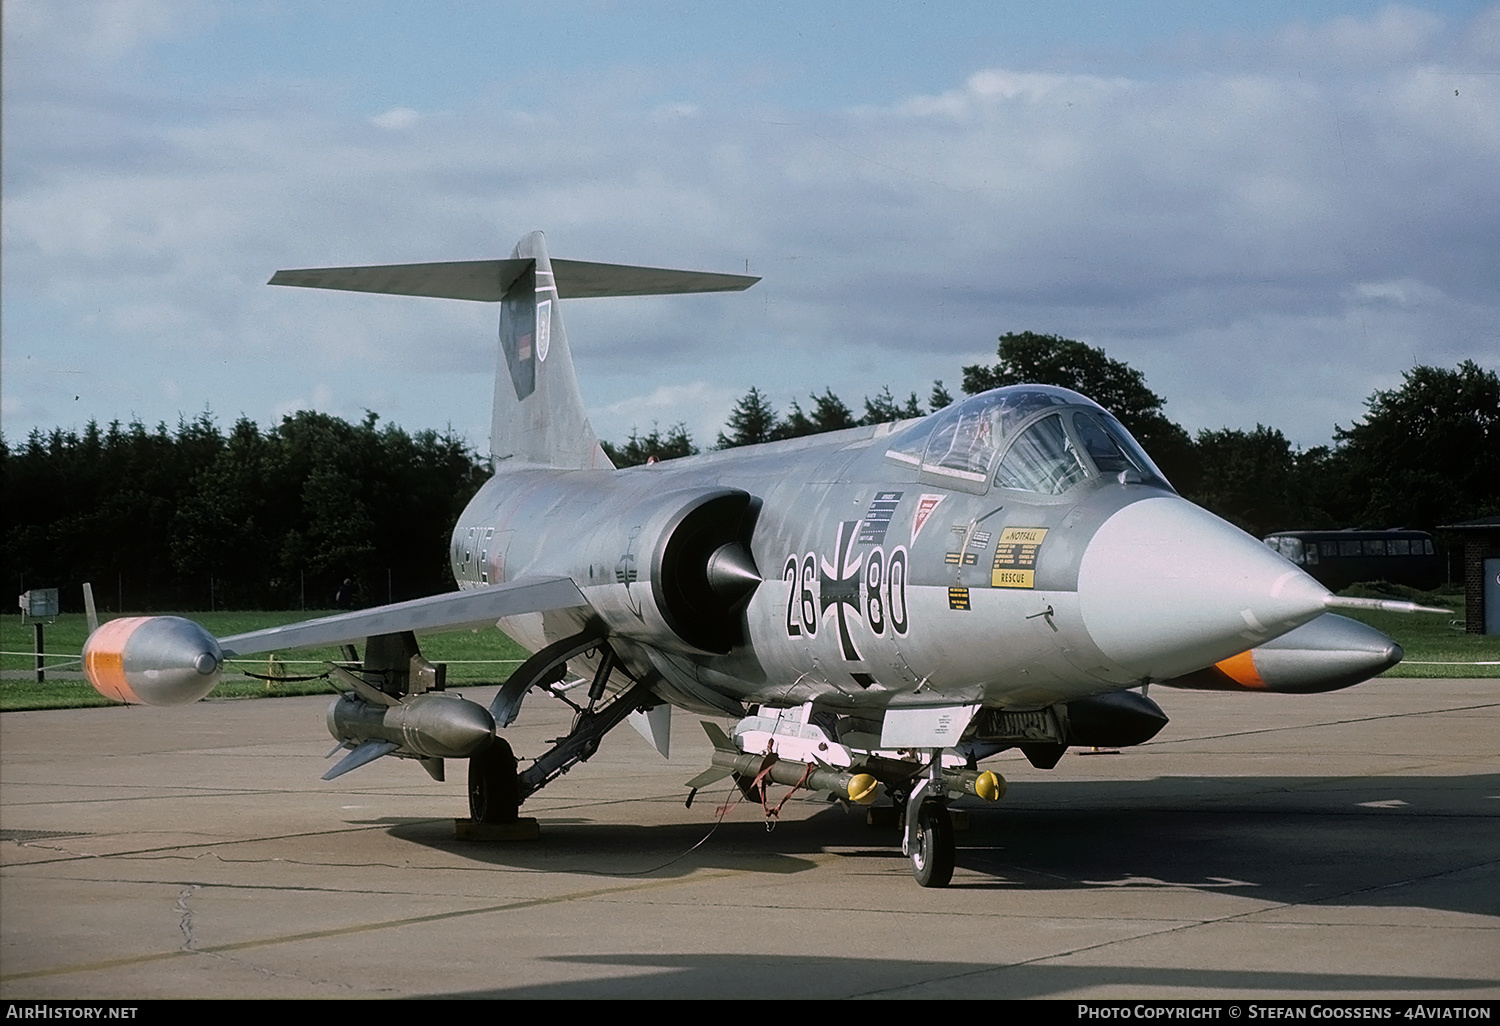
[1351,279,1444,307]
[1274,5,1445,65]
[271,383,337,424]
[651,102,700,119]
[3,0,207,62]
[370,107,422,130]
[595,381,742,451]
[3,4,1497,456]
[1463,3,1500,58]
[110,302,194,334]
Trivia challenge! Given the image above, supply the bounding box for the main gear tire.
[468,737,519,824]
[910,799,954,888]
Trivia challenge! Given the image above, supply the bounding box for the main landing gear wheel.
[910,799,954,888]
[468,737,519,824]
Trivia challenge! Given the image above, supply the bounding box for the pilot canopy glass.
[993,413,1088,494]
[885,386,1171,495]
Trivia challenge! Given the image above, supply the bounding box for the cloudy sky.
[4,1,1497,458]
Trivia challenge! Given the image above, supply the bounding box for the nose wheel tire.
[910,799,954,888]
[468,737,519,824]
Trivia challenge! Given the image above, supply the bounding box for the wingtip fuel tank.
[1161,613,1404,693]
[83,616,224,706]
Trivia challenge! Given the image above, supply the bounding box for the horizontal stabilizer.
[323,739,399,780]
[551,259,759,298]
[269,258,758,302]
[219,576,589,657]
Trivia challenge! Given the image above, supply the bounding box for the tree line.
[4,332,1495,612]
[3,412,489,613]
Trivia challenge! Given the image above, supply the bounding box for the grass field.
[2,585,1495,711]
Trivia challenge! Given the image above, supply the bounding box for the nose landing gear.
[902,754,956,887]
[909,799,955,888]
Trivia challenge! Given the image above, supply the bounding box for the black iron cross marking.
[820,520,864,661]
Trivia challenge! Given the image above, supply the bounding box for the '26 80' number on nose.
[782,546,908,639]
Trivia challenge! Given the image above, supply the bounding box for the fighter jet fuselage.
[81,230,1428,887]
[451,385,1333,721]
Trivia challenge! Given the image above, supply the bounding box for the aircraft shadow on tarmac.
[379,772,1500,919]
[426,955,1494,1000]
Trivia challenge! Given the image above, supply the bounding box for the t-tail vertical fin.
[493,231,608,470]
[268,232,759,472]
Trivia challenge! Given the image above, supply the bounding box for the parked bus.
[1262,529,1442,592]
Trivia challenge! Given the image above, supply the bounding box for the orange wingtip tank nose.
[1214,649,1267,690]
[1154,649,1269,691]
[83,616,224,706]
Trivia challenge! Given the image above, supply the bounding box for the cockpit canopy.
[884,385,1171,496]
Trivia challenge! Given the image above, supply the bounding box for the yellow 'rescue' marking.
[992,527,1048,587]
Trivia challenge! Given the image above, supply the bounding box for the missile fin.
[322,739,399,781]
[83,583,99,634]
[685,766,733,789]
[700,720,736,753]
[685,721,745,788]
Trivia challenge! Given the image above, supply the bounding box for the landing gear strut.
[467,633,656,825]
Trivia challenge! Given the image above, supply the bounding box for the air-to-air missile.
[324,691,496,779]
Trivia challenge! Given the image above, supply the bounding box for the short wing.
[218,577,588,657]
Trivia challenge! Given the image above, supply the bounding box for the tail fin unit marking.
[500,262,540,400]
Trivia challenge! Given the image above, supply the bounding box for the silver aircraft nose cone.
[1078,496,1330,679]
